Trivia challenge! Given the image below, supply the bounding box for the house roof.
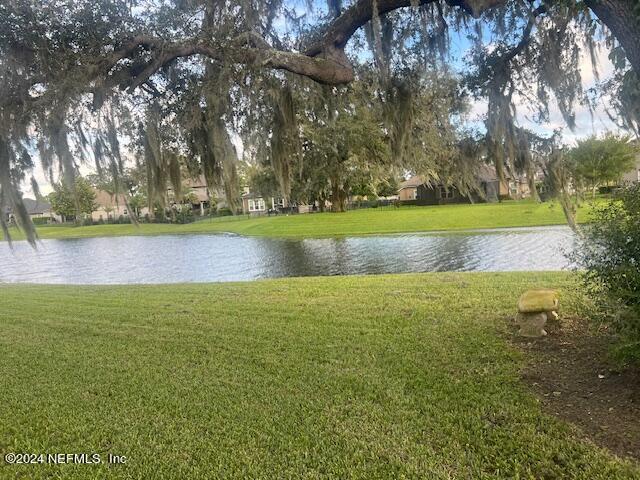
[398,166,526,192]
[93,189,128,208]
[241,191,265,199]
[476,164,528,183]
[22,198,52,215]
[476,164,499,183]
[398,175,424,190]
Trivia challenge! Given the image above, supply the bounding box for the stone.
[515,289,560,338]
[516,311,548,337]
[517,289,558,313]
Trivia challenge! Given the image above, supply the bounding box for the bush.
[216,207,233,217]
[31,217,50,225]
[175,207,194,224]
[572,184,640,362]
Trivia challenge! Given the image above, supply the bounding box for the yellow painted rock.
[517,289,558,313]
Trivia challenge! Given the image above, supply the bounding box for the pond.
[0,226,576,284]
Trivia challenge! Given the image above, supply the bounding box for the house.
[476,164,531,201]
[3,198,61,224]
[168,175,215,215]
[91,189,129,221]
[622,154,640,184]
[241,190,287,215]
[398,166,531,206]
[22,198,60,222]
[398,175,475,205]
[398,176,423,201]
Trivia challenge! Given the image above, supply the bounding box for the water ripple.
[0,226,576,284]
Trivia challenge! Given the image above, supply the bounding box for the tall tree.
[2,0,640,241]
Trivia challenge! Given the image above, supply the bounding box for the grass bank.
[1,272,637,478]
[5,200,599,241]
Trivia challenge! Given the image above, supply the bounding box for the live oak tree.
[2,0,640,242]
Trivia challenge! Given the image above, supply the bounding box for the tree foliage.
[2,0,640,242]
[48,177,97,220]
[568,134,638,195]
[572,184,640,363]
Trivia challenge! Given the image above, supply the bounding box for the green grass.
[4,200,600,241]
[1,272,637,478]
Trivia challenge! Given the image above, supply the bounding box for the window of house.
[438,186,453,199]
[248,199,265,211]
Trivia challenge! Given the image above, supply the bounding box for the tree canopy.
[568,133,639,196]
[2,0,640,243]
[48,177,97,220]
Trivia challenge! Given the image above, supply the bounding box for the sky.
[24,1,623,198]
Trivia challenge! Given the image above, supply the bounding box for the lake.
[0,226,575,284]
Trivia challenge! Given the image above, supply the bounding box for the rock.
[516,311,548,337]
[517,289,559,313]
[515,289,560,338]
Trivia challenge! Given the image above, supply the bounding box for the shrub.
[572,184,640,362]
[175,207,194,224]
[217,207,233,217]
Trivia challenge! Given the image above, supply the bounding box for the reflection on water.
[0,226,575,284]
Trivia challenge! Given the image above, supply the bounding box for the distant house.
[91,189,129,221]
[398,165,531,205]
[241,190,287,215]
[622,153,640,184]
[168,175,215,215]
[23,198,60,222]
[398,176,470,205]
[4,198,60,224]
[398,176,422,201]
[476,164,531,201]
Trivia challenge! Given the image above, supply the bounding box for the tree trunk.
[330,176,348,212]
[527,164,540,203]
[586,0,640,73]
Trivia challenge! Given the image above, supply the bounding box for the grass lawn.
[4,199,600,241]
[1,272,637,478]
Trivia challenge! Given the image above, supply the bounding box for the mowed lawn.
[1,272,637,478]
[4,200,598,241]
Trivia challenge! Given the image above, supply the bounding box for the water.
[0,226,576,284]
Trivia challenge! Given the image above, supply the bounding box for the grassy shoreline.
[1,272,637,478]
[3,200,598,241]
